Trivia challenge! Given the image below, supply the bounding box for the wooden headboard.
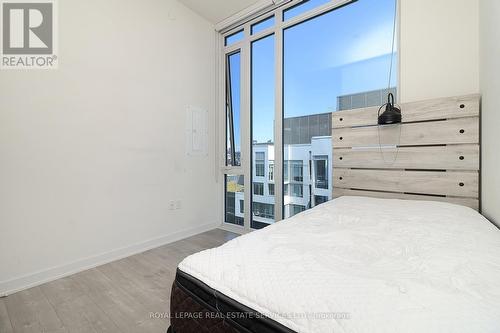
[332,94,480,210]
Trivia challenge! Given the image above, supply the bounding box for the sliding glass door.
[222,0,398,229]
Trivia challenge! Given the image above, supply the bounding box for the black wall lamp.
[378,93,402,125]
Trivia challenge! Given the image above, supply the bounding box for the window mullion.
[274,7,284,222]
[241,23,252,231]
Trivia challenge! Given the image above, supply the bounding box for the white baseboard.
[0,222,218,297]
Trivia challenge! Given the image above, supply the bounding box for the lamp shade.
[378,93,402,125]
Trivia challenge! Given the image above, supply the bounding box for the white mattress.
[179,196,500,333]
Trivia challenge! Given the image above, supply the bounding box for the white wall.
[0,0,217,295]
[399,0,480,103]
[400,0,499,225]
[479,0,500,226]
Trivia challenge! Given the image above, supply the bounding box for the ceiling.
[179,0,263,24]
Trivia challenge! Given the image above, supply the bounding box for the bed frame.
[332,94,480,210]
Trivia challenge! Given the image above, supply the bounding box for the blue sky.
[228,52,241,155]
[231,0,398,146]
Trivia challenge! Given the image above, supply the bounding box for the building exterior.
[337,87,397,111]
[226,112,334,229]
[229,135,333,229]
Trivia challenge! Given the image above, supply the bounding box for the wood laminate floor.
[0,229,238,333]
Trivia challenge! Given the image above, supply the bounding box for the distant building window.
[288,204,306,217]
[268,162,274,181]
[253,202,274,219]
[256,163,265,177]
[290,161,303,182]
[315,195,329,205]
[284,160,303,183]
[225,175,244,226]
[255,152,265,177]
[314,156,328,189]
[268,183,275,196]
[256,152,265,160]
[284,183,303,198]
[253,182,264,196]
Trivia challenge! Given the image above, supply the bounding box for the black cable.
[378,0,401,166]
[388,0,398,91]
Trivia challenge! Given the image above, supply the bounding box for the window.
[222,0,398,226]
[314,156,328,189]
[225,30,244,46]
[290,161,303,182]
[315,195,329,205]
[284,183,303,198]
[255,162,265,177]
[268,162,274,181]
[251,16,275,35]
[253,202,275,219]
[253,182,264,196]
[287,204,306,217]
[226,51,241,166]
[283,0,397,218]
[240,200,244,213]
[283,0,331,21]
[255,152,265,177]
[255,152,265,160]
[268,183,275,196]
[283,160,303,183]
[252,34,276,227]
[225,175,244,226]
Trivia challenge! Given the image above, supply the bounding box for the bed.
[168,94,494,332]
[169,196,500,332]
